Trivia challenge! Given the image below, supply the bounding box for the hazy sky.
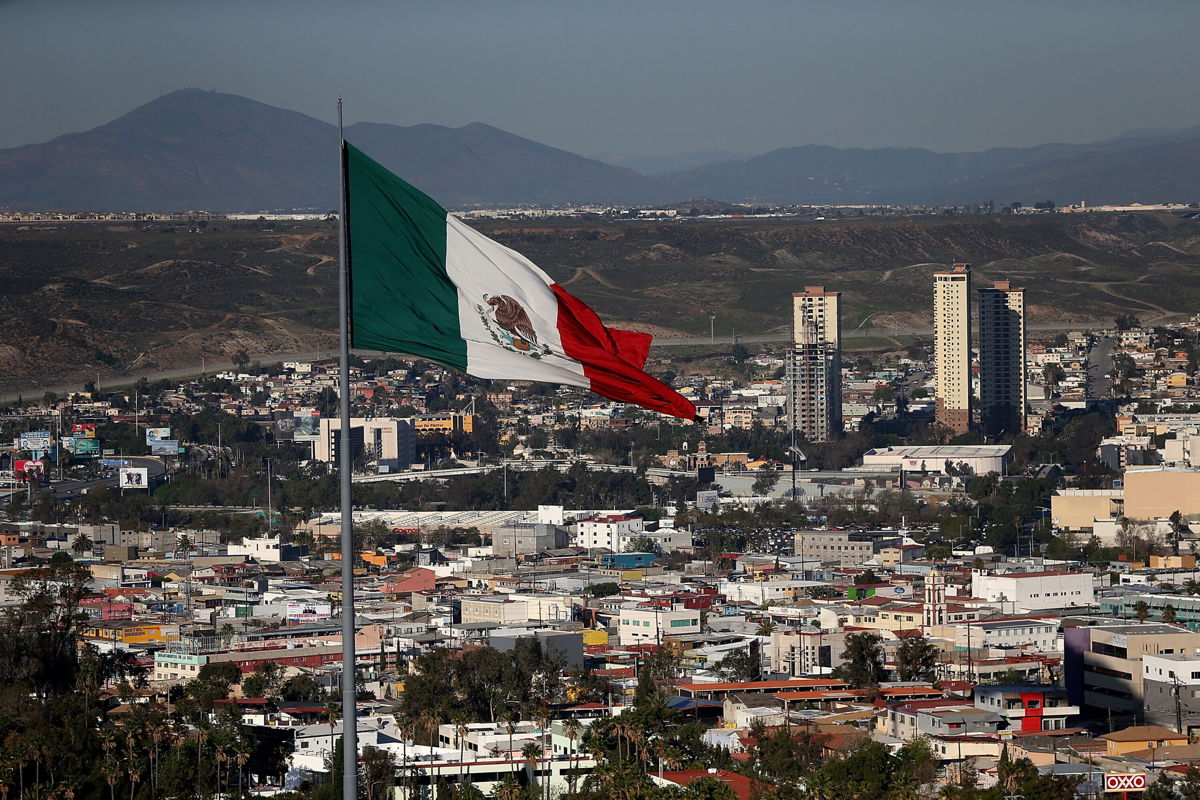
[4,0,1199,156]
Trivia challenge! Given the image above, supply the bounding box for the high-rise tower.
[978,280,1026,437]
[933,264,972,434]
[788,286,842,442]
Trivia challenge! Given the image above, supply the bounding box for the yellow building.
[1051,489,1123,531]
[1124,467,1200,520]
[82,621,172,645]
[413,413,476,435]
[1100,725,1187,757]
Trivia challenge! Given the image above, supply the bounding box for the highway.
[49,456,168,500]
[1086,335,1115,402]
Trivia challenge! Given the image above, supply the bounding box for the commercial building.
[978,280,1026,437]
[970,570,1094,612]
[491,523,569,557]
[792,530,893,567]
[618,606,702,645]
[1064,623,1200,723]
[1143,653,1200,735]
[1050,489,1124,532]
[573,514,644,552]
[933,264,972,434]
[860,444,1011,476]
[313,417,415,472]
[788,287,842,442]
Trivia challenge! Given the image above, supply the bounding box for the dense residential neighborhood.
[7,304,1200,799]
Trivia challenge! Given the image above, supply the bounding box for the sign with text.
[74,438,100,456]
[287,602,332,621]
[19,431,52,451]
[1104,774,1147,793]
[14,460,45,480]
[72,423,97,439]
[695,490,720,511]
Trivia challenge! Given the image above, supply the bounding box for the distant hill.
[1,89,1199,210]
[0,90,658,211]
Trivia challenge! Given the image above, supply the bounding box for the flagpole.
[336,97,359,799]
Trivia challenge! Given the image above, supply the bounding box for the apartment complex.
[788,286,842,442]
[978,280,1027,437]
[933,264,972,434]
[313,416,415,471]
[1065,623,1200,723]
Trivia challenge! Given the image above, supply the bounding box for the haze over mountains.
[2,89,1199,212]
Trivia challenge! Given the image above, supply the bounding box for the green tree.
[752,470,781,496]
[715,648,761,683]
[1134,600,1151,621]
[833,631,886,688]
[895,635,940,682]
[1164,604,1178,624]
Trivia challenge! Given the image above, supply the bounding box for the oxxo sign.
[1105,774,1147,794]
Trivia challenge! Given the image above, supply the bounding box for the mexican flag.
[343,142,695,420]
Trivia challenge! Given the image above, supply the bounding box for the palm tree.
[235,744,250,795]
[452,712,470,789]
[192,727,208,795]
[176,533,194,553]
[1134,600,1151,621]
[71,532,93,555]
[500,713,517,775]
[756,619,776,636]
[103,764,119,800]
[1164,604,1178,623]
[562,718,582,796]
[521,742,541,792]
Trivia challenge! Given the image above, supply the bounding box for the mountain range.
[2,89,1200,211]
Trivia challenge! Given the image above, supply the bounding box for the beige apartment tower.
[978,280,1026,437]
[933,264,972,434]
[788,286,842,442]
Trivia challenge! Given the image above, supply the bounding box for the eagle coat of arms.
[476,294,553,358]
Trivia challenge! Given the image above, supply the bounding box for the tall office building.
[788,286,841,442]
[978,280,1026,437]
[933,264,972,434]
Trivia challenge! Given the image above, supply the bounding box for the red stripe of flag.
[550,284,695,420]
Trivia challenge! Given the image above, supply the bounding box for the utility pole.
[710,315,715,345]
[1175,676,1184,737]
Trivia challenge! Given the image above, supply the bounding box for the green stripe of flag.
[345,142,468,370]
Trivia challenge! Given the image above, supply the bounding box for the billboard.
[18,431,52,451]
[149,440,181,456]
[145,428,171,443]
[696,490,720,511]
[294,410,320,439]
[71,423,97,439]
[118,467,149,489]
[273,410,295,441]
[74,438,100,456]
[287,602,333,621]
[14,460,45,480]
[100,458,131,467]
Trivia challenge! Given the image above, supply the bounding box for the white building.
[970,570,1094,612]
[312,417,415,471]
[861,444,1011,476]
[618,606,702,645]
[227,535,303,563]
[573,514,644,552]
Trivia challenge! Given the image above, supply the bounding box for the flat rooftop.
[864,445,1011,458]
